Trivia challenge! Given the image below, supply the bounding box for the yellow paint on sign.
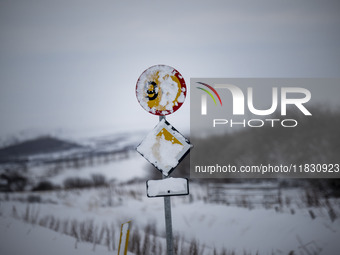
[156,128,183,145]
[144,71,182,111]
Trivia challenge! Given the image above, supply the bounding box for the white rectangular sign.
[147,177,189,197]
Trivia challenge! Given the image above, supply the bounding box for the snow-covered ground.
[7,145,149,189]
[1,181,339,255]
[1,134,340,255]
[0,215,134,255]
[47,152,148,185]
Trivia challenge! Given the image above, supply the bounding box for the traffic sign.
[136,118,192,176]
[135,65,190,255]
[147,178,189,197]
[136,65,187,116]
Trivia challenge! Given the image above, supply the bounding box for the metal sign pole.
[159,115,174,255]
[136,65,189,255]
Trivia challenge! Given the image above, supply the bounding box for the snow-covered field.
[0,215,134,255]
[1,179,340,255]
[1,147,340,255]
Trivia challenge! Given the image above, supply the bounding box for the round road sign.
[136,65,187,116]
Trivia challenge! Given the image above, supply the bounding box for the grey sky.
[0,0,339,140]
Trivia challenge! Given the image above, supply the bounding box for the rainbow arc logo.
[196,82,222,106]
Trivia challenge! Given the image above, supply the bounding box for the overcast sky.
[0,0,339,140]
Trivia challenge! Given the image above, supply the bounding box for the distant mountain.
[0,136,83,161]
[0,131,145,166]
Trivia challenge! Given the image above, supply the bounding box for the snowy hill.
[0,131,144,164]
[0,131,147,191]
[0,136,83,163]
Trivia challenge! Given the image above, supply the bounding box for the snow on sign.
[136,119,192,176]
[147,178,189,197]
[136,65,187,116]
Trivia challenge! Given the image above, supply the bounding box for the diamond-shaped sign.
[136,119,192,176]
